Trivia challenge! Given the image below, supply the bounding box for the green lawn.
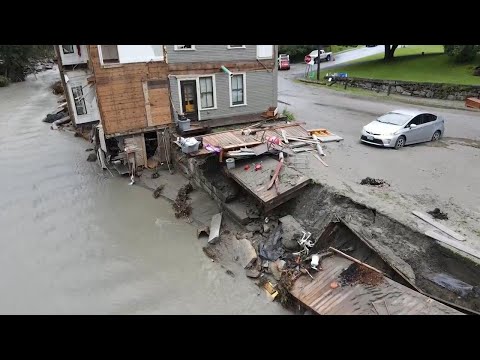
[313,45,480,85]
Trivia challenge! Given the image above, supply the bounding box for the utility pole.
[316,45,321,81]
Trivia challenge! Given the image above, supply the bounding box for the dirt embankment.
[280,183,480,312]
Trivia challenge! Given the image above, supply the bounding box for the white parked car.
[360,109,445,149]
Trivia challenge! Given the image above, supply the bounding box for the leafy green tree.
[0,45,54,82]
[444,45,480,63]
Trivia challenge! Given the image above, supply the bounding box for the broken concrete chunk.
[263,223,270,233]
[246,223,262,233]
[269,261,283,281]
[233,239,258,269]
[279,215,306,250]
[246,269,261,278]
[86,153,97,162]
[276,259,286,271]
[208,213,223,244]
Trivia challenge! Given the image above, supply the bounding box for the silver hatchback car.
[360,109,445,149]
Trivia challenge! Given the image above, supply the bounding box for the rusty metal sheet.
[290,256,463,315]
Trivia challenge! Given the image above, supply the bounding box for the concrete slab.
[233,239,258,268]
[224,200,250,225]
[208,213,223,244]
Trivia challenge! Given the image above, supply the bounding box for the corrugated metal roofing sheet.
[290,255,463,315]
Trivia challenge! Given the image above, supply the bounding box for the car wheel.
[314,58,318,64]
[432,130,441,141]
[394,136,406,149]
[326,55,331,61]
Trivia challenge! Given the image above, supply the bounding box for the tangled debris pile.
[427,208,448,220]
[173,183,194,218]
[51,81,64,95]
[340,263,384,286]
[360,177,390,186]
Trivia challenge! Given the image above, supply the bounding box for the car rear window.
[377,112,411,126]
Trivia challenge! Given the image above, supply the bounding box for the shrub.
[282,108,295,122]
[444,45,480,63]
[0,75,9,87]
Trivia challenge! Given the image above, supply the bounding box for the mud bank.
[282,184,480,313]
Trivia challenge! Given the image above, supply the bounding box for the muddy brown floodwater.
[0,68,289,315]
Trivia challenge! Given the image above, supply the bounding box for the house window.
[62,45,74,54]
[257,45,273,59]
[227,45,245,49]
[100,45,119,64]
[199,76,214,109]
[230,74,245,106]
[72,86,87,115]
[174,45,195,50]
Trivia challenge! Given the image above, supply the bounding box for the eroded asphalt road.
[277,72,480,224]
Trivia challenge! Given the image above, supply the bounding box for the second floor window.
[199,76,214,109]
[72,86,87,115]
[231,74,245,106]
[62,45,74,54]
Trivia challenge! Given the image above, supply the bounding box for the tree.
[444,45,480,63]
[384,45,399,60]
[0,45,54,82]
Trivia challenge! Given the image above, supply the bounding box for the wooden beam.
[267,153,284,190]
[312,153,329,167]
[412,211,466,241]
[425,230,480,260]
[328,247,385,275]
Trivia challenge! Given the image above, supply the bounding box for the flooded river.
[0,68,288,314]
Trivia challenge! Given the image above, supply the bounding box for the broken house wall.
[64,69,101,125]
[57,45,88,66]
[88,45,173,136]
[55,46,100,126]
[167,45,278,124]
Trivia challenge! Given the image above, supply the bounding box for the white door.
[257,45,273,59]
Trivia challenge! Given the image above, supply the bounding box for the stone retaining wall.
[326,77,480,100]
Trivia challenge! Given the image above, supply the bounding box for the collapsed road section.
[172,120,479,315]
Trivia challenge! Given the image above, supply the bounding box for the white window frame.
[71,85,88,116]
[174,45,196,51]
[228,72,247,107]
[198,75,217,110]
[227,45,246,49]
[62,45,75,54]
[97,45,120,67]
[256,45,273,59]
[98,45,164,67]
[176,74,218,120]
